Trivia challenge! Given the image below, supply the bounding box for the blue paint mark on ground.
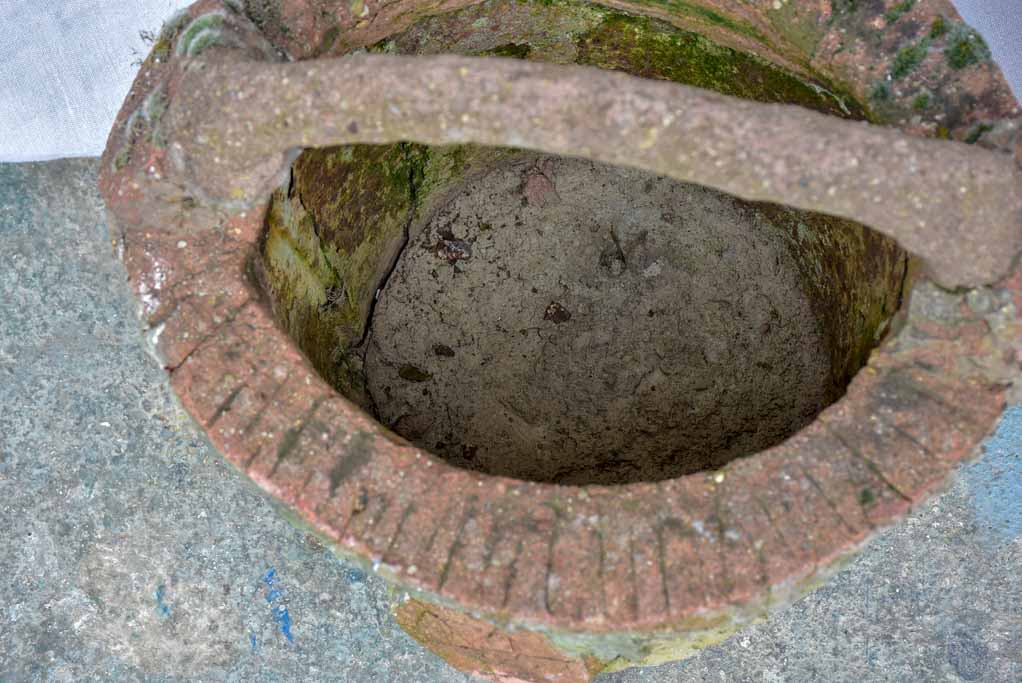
[343,566,366,585]
[154,584,171,619]
[250,632,257,652]
[964,405,1022,545]
[263,568,294,643]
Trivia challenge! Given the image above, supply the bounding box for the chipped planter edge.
[98,0,1022,679]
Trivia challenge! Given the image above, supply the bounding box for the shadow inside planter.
[254,0,910,485]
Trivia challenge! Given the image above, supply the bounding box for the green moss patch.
[883,0,914,24]
[859,487,877,506]
[944,25,990,69]
[483,42,533,58]
[869,81,891,102]
[964,122,993,145]
[260,144,427,402]
[372,0,865,119]
[636,0,765,42]
[890,37,929,79]
[571,10,862,118]
[260,142,518,403]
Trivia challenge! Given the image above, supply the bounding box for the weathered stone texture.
[98,0,1021,680]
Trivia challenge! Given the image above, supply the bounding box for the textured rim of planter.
[99,0,1022,679]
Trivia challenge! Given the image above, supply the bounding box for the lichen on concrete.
[258,140,521,405]
[944,23,990,70]
[755,204,909,398]
[372,0,863,119]
[176,12,227,56]
[257,143,425,403]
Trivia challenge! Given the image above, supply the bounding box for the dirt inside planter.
[255,0,910,485]
[367,154,835,483]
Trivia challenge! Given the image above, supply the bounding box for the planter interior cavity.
[256,0,908,485]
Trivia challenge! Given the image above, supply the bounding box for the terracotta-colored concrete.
[99,0,1022,680]
[395,598,596,682]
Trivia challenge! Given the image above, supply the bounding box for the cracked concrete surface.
[1,158,1020,681]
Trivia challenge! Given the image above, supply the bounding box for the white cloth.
[0,0,1018,162]
[0,0,191,162]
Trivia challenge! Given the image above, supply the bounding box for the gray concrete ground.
[1,159,1020,681]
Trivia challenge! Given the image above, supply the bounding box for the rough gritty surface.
[0,160,473,683]
[163,50,1022,290]
[78,0,1022,677]
[93,2,1021,673]
[2,158,1021,682]
[366,154,830,484]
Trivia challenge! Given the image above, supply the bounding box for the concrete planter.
[99,0,1022,680]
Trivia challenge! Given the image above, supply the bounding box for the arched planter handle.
[167,52,1022,290]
